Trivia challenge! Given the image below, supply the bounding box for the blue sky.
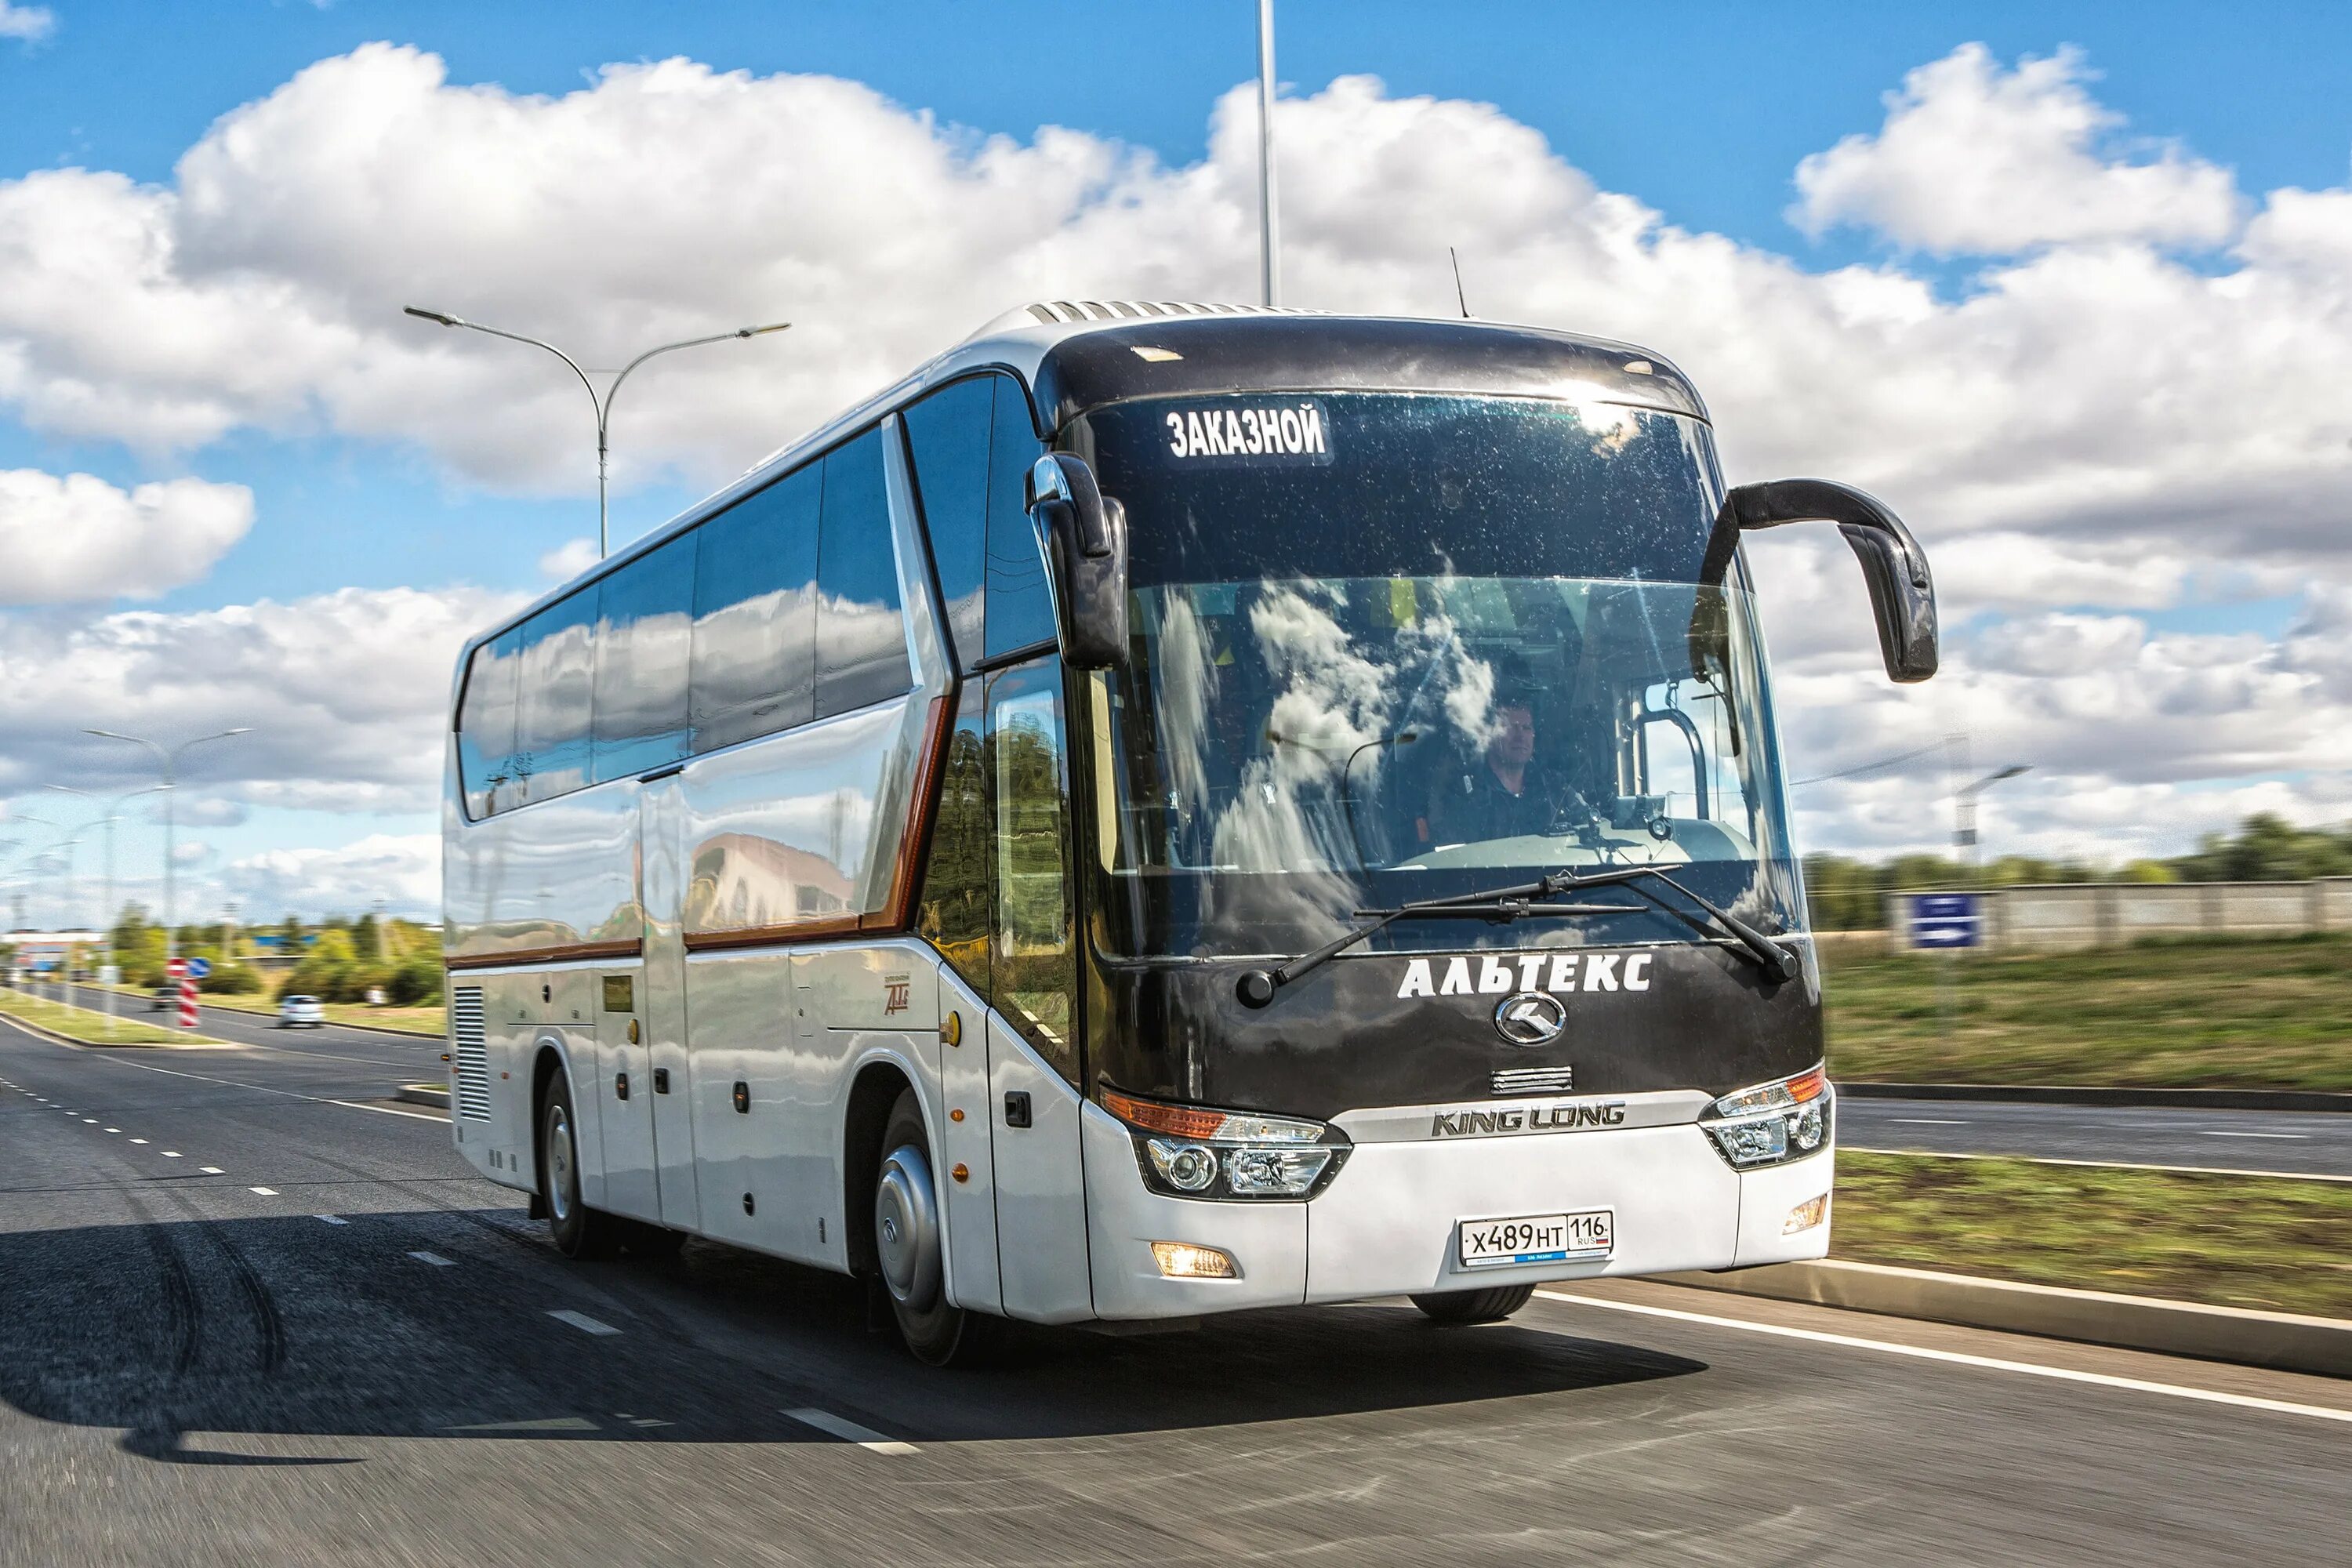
[2,0,2349,920]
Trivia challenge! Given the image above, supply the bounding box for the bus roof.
[458,304,1705,666]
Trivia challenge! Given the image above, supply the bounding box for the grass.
[1820,932,2352,1091]
[0,986,220,1046]
[94,982,445,1037]
[1831,1151,2352,1319]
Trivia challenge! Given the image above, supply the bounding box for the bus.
[442,301,1937,1364]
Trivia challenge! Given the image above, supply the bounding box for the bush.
[199,963,265,995]
[387,956,443,1006]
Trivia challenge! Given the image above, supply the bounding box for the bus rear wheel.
[1410,1283,1536,1325]
[873,1089,991,1367]
[538,1073,619,1260]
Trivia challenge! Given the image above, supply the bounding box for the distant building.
[4,931,109,971]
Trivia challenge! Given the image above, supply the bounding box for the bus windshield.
[1070,392,1804,958]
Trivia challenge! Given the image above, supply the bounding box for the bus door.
[639,770,701,1232]
[983,664,1094,1322]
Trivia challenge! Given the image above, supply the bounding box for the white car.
[277,995,325,1029]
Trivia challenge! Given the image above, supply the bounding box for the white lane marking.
[316,1214,347,1225]
[130,1138,147,1145]
[2201,1131,2310,1140]
[82,1118,96,1123]
[1887,1118,1969,1125]
[249,1186,278,1196]
[1844,1147,2352,1185]
[445,1416,598,1433]
[200,1166,224,1174]
[548,1310,619,1336]
[0,1025,450,1124]
[162,1151,181,1158]
[409,1250,456,1266]
[104,1127,119,1132]
[782,1407,917,1454]
[1533,1290,2352,1426]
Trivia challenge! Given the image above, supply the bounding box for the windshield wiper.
[1235,865,1798,1007]
[1234,877,1621,1007]
[1544,864,1802,981]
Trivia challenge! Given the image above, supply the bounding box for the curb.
[1660,1258,2352,1379]
[395,1083,452,1110]
[1841,1082,2352,1113]
[0,1007,234,1051]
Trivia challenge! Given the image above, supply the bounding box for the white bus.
[443,301,1937,1363]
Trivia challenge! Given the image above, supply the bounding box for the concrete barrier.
[1886,878,2352,953]
[1661,1258,2352,1379]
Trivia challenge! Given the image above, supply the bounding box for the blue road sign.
[184,956,212,979]
[1909,892,1981,949]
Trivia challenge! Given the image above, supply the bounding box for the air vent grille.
[451,986,492,1122]
[1491,1066,1574,1097]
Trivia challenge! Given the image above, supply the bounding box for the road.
[1842,1096,2352,1179]
[3,1018,2349,1567]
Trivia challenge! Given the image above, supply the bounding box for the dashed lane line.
[199,1167,223,1174]
[408,1250,456,1267]
[249,1186,279,1196]
[315,1214,347,1225]
[548,1310,620,1337]
[782,1407,918,1454]
[0,1017,449,1123]
[1532,1290,2352,1427]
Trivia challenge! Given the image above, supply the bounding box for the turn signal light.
[1784,1194,1829,1234]
[1151,1242,1239,1279]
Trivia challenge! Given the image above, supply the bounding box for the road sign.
[1908,891,1982,950]
[185,956,212,979]
[165,957,187,979]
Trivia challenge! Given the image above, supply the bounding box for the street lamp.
[49,782,168,1030]
[401,307,790,560]
[82,728,251,966]
[1955,764,2032,877]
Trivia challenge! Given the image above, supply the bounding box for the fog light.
[1784,1194,1828,1234]
[1148,1139,1219,1192]
[1151,1241,1238,1279]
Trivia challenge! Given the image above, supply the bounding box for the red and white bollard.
[177,977,199,1029]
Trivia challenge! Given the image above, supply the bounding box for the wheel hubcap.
[544,1103,574,1223]
[873,1143,942,1312]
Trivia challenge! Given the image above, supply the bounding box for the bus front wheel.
[873,1089,991,1367]
[538,1074,619,1260]
[1410,1283,1536,1325]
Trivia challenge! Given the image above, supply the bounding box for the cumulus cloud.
[1791,44,2243,253]
[216,833,440,920]
[0,3,53,45]
[0,583,524,813]
[0,469,252,603]
[537,536,598,580]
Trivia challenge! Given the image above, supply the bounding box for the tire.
[537,1072,619,1260]
[873,1089,992,1367]
[1410,1283,1537,1325]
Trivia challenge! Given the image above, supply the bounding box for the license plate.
[1457,1209,1613,1269]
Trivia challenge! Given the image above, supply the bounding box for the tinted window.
[984,376,1054,657]
[456,627,522,818]
[989,665,1077,1080]
[514,592,597,805]
[592,532,696,781]
[902,376,993,672]
[691,463,819,751]
[814,427,912,717]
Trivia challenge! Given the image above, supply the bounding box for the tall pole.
[84,728,250,971]
[403,309,788,561]
[48,783,163,1035]
[1256,0,1281,307]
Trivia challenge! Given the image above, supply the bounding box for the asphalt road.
[3,1017,2349,1567]
[1842,1097,2352,1179]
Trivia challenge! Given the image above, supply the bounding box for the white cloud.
[217,833,439,920]
[1791,44,2243,254]
[0,3,53,44]
[0,469,252,603]
[537,536,598,580]
[0,583,524,814]
[171,839,211,866]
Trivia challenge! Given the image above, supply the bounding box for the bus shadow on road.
[0,1210,1706,1459]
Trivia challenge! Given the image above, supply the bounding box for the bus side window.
[984,375,1054,659]
[457,627,523,818]
[988,666,1079,1083]
[916,680,990,997]
[815,426,912,718]
[591,531,695,782]
[691,463,819,752]
[514,591,597,805]
[901,376,993,673]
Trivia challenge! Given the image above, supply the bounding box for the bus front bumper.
[1078,1100,1834,1319]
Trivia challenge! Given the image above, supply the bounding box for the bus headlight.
[1109,1090,1349,1200]
[1700,1065,1832,1170]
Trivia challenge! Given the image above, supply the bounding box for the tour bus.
[443,300,1936,1363]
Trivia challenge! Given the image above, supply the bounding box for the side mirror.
[1027,453,1129,669]
[1697,477,1938,684]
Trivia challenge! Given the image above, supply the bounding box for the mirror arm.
[1696,477,1938,684]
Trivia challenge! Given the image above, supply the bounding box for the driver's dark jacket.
[1424,759,1576,844]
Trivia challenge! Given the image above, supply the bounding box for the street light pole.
[1256,0,1281,307]
[83,728,252,969]
[48,783,167,1036]
[401,308,790,561]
